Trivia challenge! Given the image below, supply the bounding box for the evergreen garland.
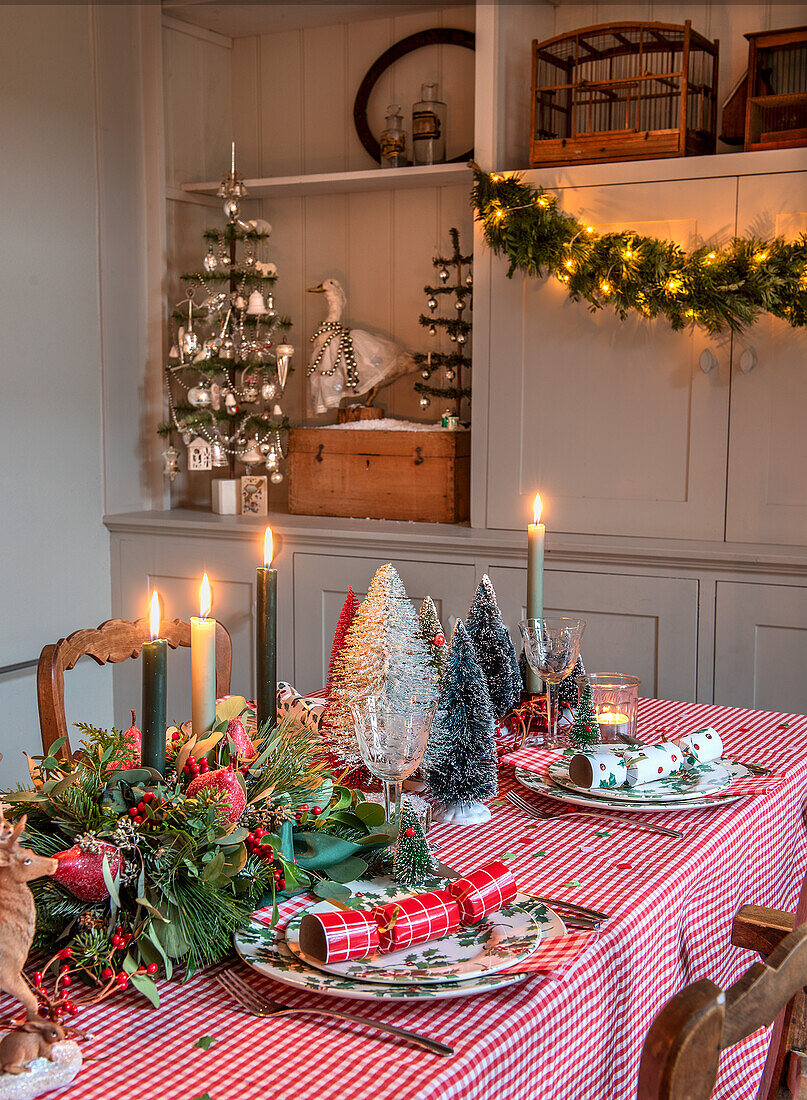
[470,164,807,335]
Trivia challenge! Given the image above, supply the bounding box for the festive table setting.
[1,519,806,1100]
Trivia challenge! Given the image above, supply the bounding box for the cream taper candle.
[191,572,216,740]
[526,491,545,693]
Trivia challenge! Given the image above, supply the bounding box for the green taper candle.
[526,492,545,693]
[141,591,167,773]
[257,527,277,731]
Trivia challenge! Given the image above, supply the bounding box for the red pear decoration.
[53,840,123,902]
[226,716,256,760]
[107,709,141,774]
[186,765,246,825]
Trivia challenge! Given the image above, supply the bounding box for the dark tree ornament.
[426,620,498,824]
[353,28,475,165]
[465,574,522,719]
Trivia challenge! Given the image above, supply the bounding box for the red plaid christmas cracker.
[298,908,380,963]
[448,860,518,925]
[372,889,460,953]
[500,746,565,774]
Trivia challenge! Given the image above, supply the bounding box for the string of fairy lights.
[470,164,807,336]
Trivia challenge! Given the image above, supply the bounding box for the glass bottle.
[379,104,409,168]
[412,82,446,165]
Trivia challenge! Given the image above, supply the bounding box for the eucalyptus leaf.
[136,896,170,922]
[102,854,121,908]
[145,922,174,978]
[214,827,248,847]
[325,856,367,883]
[215,695,247,722]
[200,851,225,883]
[312,879,351,901]
[130,972,160,1008]
[111,769,154,785]
[354,801,386,828]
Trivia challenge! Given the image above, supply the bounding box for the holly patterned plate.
[549,750,738,803]
[234,882,566,1002]
[284,878,541,985]
[515,766,749,813]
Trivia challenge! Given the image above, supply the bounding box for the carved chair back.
[37,617,232,757]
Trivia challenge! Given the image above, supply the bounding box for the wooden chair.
[37,617,232,757]
[638,878,807,1100]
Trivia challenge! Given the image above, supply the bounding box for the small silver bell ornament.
[210,439,228,467]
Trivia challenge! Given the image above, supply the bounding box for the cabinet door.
[715,581,807,712]
[292,553,477,692]
[726,174,807,545]
[484,175,735,538]
[486,565,699,702]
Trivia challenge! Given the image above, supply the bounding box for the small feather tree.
[570,682,599,750]
[392,800,437,888]
[426,620,498,823]
[466,574,522,718]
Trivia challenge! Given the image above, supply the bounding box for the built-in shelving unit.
[181,162,473,198]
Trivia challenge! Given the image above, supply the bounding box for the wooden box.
[288,427,470,523]
[530,20,719,168]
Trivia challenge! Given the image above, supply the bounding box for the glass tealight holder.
[576,673,641,743]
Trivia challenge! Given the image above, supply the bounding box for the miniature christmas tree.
[326,586,359,697]
[159,145,294,483]
[426,620,498,823]
[323,564,438,770]
[392,800,437,888]
[418,596,447,680]
[414,227,472,421]
[570,682,600,749]
[465,574,522,719]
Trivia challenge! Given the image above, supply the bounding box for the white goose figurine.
[306,278,417,415]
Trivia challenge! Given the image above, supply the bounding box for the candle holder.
[576,673,640,743]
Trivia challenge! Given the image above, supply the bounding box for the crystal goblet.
[519,618,586,748]
[349,694,437,824]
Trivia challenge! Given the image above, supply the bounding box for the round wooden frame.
[353,27,475,165]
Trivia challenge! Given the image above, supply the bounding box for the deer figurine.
[0,811,57,1019]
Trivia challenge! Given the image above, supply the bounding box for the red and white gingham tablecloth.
[38,698,807,1100]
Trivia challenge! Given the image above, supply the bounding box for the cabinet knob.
[699,349,718,374]
[739,347,757,374]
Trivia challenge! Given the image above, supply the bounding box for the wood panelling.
[486,566,699,701]
[484,174,736,539]
[726,176,807,546]
[715,582,807,712]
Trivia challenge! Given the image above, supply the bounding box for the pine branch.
[413,351,471,369]
[181,270,278,286]
[418,315,472,333]
[414,382,472,400]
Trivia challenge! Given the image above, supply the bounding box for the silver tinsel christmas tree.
[465,574,522,719]
[323,563,438,770]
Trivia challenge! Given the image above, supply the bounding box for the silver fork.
[506,790,684,839]
[214,969,454,1057]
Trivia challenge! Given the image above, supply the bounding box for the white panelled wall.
[13,0,797,744]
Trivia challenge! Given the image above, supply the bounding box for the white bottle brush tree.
[414,227,472,421]
[159,146,294,483]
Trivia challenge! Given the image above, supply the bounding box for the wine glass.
[519,618,586,748]
[348,694,438,824]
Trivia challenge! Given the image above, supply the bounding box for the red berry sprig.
[182,755,210,779]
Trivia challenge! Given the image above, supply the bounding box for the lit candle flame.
[199,573,212,619]
[533,492,543,526]
[264,527,273,568]
[149,590,161,641]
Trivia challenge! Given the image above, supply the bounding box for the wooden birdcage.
[744,26,807,151]
[530,20,719,167]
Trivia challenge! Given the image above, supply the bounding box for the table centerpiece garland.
[2,707,394,1009]
[469,164,807,336]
